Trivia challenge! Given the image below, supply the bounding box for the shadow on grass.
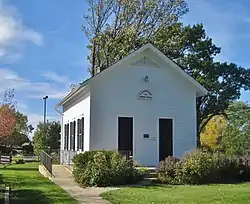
[1,167,38,171]
[11,189,51,204]
[10,189,74,204]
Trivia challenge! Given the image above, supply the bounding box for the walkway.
[51,165,116,204]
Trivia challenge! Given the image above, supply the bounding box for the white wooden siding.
[89,53,197,166]
[62,91,90,153]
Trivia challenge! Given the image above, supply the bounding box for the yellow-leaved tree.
[200,115,227,151]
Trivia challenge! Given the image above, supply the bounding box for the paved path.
[52,165,116,204]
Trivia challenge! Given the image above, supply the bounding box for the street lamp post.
[43,96,48,138]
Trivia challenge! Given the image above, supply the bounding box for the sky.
[0,0,249,137]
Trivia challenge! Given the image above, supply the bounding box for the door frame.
[157,117,175,162]
[117,115,135,155]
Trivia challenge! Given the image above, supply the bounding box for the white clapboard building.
[55,43,207,166]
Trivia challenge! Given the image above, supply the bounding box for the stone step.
[144,172,158,179]
[135,178,157,186]
[137,167,158,173]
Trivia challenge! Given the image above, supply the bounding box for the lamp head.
[144,76,149,83]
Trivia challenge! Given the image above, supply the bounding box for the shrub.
[157,150,249,185]
[51,153,60,164]
[0,146,11,154]
[72,150,143,187]
[211,153,241,182]
[176,150,216,184]
[21,143,34,155]
[13,155,25,164]
[158,156,180,184]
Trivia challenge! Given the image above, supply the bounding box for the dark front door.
[118,117,133,155]
[159,118,173,162]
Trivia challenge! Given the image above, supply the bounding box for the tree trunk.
[91,40,97,76]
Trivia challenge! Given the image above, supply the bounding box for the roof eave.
[54,83,88,110]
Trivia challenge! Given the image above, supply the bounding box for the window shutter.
[77,119,80,150]
[66,124,69,150]
[73,121,76,150]
[70,122,73,150]
[81,117,84,151]
[64,124,67,150]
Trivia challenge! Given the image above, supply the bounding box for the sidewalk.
[51,165,116,204]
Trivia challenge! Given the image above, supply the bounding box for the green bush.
[158,150,249,185]
[158,156,181,184]
[13,155,25,164]
[72,150,144,187]
[21,143,34,155]
[51,152,60,164]
[0,146,11,154]
[177,150,216,184]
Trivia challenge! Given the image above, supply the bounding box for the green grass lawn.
[101,183,250,204]
[0,162,78,204]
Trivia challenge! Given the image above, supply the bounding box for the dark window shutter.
[77,119,80,150]
[66,124,69,150]
[64,124,67,150]
[70,122,73,150]
[81,117,84,150]
[79,119,82,150]
[73,121,76,150]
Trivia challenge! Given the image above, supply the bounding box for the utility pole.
[43,96,48,140]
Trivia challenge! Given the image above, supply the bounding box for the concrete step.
[144,172,158,179]
[136,167,158,179]
[137,167,158,173]
[135,178,157,186]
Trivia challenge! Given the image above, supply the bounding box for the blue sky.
[0,0,249,136]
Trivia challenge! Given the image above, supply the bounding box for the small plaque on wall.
[137,90,152,100]
[143,134,149,139]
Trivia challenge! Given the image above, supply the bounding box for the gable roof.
[55,43,208,109]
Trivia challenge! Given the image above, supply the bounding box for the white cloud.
[41,72,70,84]
[183,0,250,62]
[0,1,43,62]
[0,68,69,99]
[48,20,71,35]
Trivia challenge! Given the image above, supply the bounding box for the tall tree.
[33,121,61,155]
[33,123,46,155]
[200,115,227,151]
[0,105,16,138]
[0,89,16,107]
[222,101,250,155]
[0,111,33,147]
[46,121,61,150]
[83,0,188,75]
[0,89,16,139]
